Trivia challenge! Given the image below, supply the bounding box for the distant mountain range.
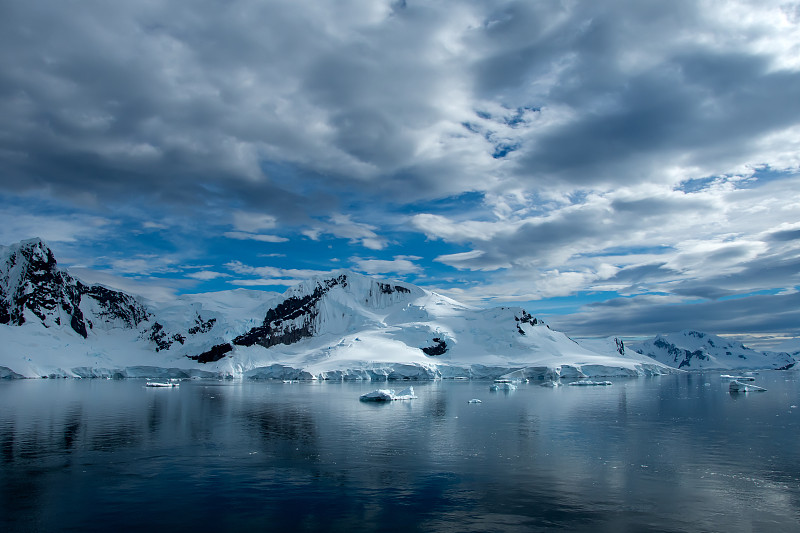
[0,238,794,379]
[628,330,796,370]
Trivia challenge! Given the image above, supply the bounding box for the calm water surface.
[1,372,799,532]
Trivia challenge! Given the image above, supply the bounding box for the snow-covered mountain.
[629,330,796,370]
[0,238,674,380]
[0,238,150,336]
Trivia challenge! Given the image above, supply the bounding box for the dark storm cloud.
[552,291,800,338]
[768,229,800,242]
[3,0,799,214]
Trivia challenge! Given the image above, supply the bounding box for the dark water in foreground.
[1,372,799,532]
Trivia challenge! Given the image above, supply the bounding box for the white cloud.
[351,255,422,275]
[304,214,388,250]
[185,270,231,281]
[0,209,112,245]
[225,260,329,282]
[223,231,289,243]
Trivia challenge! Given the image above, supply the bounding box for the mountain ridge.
[628,330,796,370]
[2,238,790,379]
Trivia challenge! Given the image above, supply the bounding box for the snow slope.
[629,330,796,370]
[0,238,675,380]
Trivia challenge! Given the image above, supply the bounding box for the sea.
[1,371,799,532]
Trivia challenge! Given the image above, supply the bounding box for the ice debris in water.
[467,398,482,403]
[490,382,516,391]
[359,386,417,402]
[568,380,612,386]
[729,380,766,393]
[540,380,561,387]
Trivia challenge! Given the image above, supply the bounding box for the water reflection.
[0,373,798,531]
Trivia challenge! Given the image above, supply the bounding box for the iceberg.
[721,374,756,381]
[490,382,516,391]
[568,380,612,386]
[359,386,417,402]
[729,380,766,393]
[467,398,482,403]
[145,381,179,388]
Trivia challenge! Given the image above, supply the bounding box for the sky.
[2,0,800,347]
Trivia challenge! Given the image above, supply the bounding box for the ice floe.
[568,380,612,386]
[721,374,756,381]
[359,386,417,402]
[729,380,766,392]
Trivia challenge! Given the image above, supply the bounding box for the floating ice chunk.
[359,386,417,402]
[359,389,395,401]
[721,375,756,381]
[540,380,561,387]
[145,381,178,388]
[393,386,417,400]
[729,380,766,392]
[467,398,482,404]
[568,380,612,386]
[490,382,516,391]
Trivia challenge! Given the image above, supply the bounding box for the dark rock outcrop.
[514,310,543,335]
[188,343,233,363]
[233,274,348,348]
[0,239,150,338]
[422,337,447,356]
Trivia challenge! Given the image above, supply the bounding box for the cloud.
[185,270,231,281]
[304,214,388,250]
[552,291,800,339]
[224,260,329,285]
[223,231,289,243]
[2,0,800,340]
[351,255,422,275]
[69,267,188,303]
[231,211,278,233]
[0,207,112,245]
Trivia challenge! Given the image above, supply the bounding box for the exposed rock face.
[422,337,447,356]
[188,315,216,335]
[0,239,150,338]
[514,310,544,335]
[653,337,707,369]
[188,343,233,363]
[232,275,348,348]
[614,338,625,356]
[148,322,186,352]
[231,273,416,350]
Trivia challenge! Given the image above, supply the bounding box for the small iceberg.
[721,375,756,381]
[490,382,516,391]
[729,380,766,393]
[359,386,417,402]
[467,398,482,404]
[540,380,561,387]
[145,381,179,388]
[568,380,612,386]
